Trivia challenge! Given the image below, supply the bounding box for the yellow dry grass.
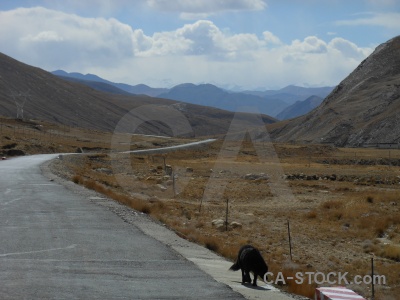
[50,139,400,300]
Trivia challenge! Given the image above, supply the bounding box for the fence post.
[225,198,229,231]
[172,171,176,196]
[287,219,293,261]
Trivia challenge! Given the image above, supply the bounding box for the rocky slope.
[269,36,400,146]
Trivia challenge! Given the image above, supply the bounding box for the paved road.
[119,138,217,155]
[0,155,244,299]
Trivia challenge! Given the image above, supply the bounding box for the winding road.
[0,152,297,299]
[0,154,244,299]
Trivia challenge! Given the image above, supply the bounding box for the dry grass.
[380,244,400,261]
[8,122,397,299]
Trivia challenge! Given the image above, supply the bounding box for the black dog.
[229,245,268,286]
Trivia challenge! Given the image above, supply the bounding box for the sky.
[0,0,399,90]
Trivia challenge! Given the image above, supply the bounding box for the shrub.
[322,199,343,210]
[381,244,400,261]
[305,210,317,219]
[72,174,83,184]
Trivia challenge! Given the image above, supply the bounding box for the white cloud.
[0,7,374,90]
[335,12,400,30]
[22,31,64,42]
[263,31,281,46]
[328,37,370,59]
[146,0,266,18]
[0,7,135,69]
[146,0,266,13]
[367,0,398,7]
[286,36,328,55]
[136,20,264,60]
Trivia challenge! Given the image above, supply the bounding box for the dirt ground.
[49,139,400,300]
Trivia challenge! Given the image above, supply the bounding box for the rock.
[156,184,167,191]
[95,168,112,175]
[148,196,160,203]
[244,173,269,180]
[230,221,242,229]
[186,167,194,172]
[5,149,25,156]
[212,219,225,229]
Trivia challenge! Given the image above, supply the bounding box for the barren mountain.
[52,70,169,96]
[53,70,333,118]
[0,53,276,137]
[276,95,323,120]
[270,35,400,146]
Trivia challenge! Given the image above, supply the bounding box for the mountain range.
[52,70,169,97]
[276,95,323,120]
[1,35,399,146]
[51,70,333,119]
[269,35,400,147]
[0,53,276,137]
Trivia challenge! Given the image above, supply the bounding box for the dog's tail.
[229,261,240,271]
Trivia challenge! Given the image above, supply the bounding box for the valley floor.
[2,117,399,299]
[49,140,400,300]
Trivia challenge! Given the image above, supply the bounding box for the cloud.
[30,0,141,17]
[286,36,328,55]
[146,0,267,18]
[0,7,373,89]
[367,0,399,7]
[335,12,400,30]
[0,7,135,69]
[22,31,64,42]
[263,31,281,46]
[328,37,370,59]
[136,20,264,60]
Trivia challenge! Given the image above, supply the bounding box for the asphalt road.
[0,154,245,299]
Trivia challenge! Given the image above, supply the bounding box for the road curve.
[122,138,217,155]
[0,154,244,299]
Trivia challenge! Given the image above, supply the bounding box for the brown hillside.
[0,52,276,137]
[269,35,400,146]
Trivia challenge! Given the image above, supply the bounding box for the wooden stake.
[225,198,229,231]
[287,220,293,261]
[199,190,204,213]
[172,171,176,196]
